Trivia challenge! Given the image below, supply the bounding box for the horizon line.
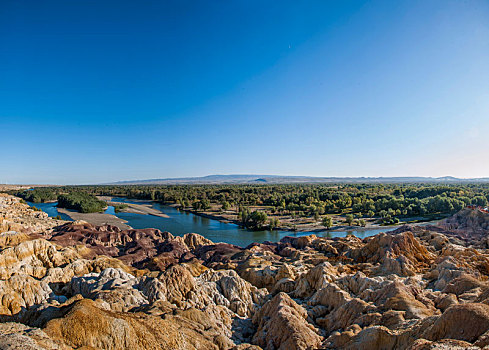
[4,174,489,186]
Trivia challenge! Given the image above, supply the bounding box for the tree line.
[11,183,489,224]
[15,189,106,213]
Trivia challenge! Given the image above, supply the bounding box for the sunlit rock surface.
[2,193,489,349]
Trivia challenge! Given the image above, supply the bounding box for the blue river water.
[26,201,73,221]
[27,198,395,247]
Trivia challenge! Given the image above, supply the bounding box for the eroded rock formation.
[2,194,489,349]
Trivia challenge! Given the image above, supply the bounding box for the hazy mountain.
[107,175,489,185]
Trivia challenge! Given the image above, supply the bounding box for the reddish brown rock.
[50,222,193,270]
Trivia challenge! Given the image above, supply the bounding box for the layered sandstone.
[1,194,489,349]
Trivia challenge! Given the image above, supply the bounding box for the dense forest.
[16,189,106,213]
[80,183,488,216]
[17,187,61,203]
[57,192,106,213]
[12,183,489,226]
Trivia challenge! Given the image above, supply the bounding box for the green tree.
[322,216,333,229]
[238,206,250,224]
[269,217,280,230]
[200,199,211,211]
[472,196,488,206]
[345,214,354,226]
[192,201,201,211]
[221,201,230,211]
[247,210,268,229]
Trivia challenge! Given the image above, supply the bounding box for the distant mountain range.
[107,175,489,185]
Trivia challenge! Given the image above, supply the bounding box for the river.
[27,198,396,247]
[26,201,73,221]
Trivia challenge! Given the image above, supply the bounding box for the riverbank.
[26,196,410,246]
[64,195,444,239]
[177,206,442,233]
[57,207,132,230]
[97,196,170,218]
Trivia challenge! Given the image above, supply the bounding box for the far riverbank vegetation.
[8,183,489,231]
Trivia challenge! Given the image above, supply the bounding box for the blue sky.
[1,0,488,184]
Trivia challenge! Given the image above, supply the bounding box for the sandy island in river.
[57,207,132,230]
[97,196,170,218]
[57,197,169,230]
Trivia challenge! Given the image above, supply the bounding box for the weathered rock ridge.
[2,194,489,349]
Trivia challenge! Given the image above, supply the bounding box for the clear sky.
[1,0,488,184]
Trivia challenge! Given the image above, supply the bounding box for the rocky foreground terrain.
[2,193,489,349]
